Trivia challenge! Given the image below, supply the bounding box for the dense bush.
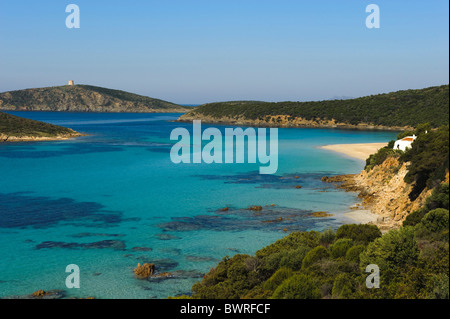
[272,274,321,299]
[335,224,382,245]
[330,238,354,259]
[263,268,294,291]
[404,183,449,227]
[301,246,330,269]
[400,126,449,200]
[332,273,355,299]
[415,208,449,242]
[187,178,448,299]
[187,85,449,128]
[359,227,419,274]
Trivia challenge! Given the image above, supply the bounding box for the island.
[0,111,83,142]
[0,82,190,113]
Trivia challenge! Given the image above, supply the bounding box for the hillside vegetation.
[173,125,449,299]
[179,85,449,129]
[0,85,189,113]
[0,112,81,141]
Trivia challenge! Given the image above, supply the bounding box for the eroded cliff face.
[323,157,449,231]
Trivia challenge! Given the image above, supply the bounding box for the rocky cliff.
[0,85,190,113]
[323,157,449,231]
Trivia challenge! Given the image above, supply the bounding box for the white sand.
[319,143,388,161]
[343,210,379,224]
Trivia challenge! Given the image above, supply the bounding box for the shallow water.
[0,112,397,299]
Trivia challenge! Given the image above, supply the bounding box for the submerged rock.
[309,211,334,218]
[131,247,153,252]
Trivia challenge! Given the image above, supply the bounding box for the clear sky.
[0,0,448,104]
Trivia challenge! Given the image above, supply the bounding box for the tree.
[272,274,321,299]
[360,227,419,276]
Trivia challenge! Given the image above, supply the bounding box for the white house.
[394,135,417,151]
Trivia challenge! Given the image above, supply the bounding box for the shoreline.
[319,142,388,161]
[342,209,380,225]
[0,133,85,143]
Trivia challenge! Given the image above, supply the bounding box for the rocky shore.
[177,113,413,131]
[322,157,448,231]
[0,131,84,143]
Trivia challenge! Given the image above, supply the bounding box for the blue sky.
[0,0,448,104]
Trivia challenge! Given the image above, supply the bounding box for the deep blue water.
[0,112,397,299]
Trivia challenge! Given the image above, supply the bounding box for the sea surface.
[0,112,397,299]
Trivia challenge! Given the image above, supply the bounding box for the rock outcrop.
[134,263,155,279]
[323,157,448,231]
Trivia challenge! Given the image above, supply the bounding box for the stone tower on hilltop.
[68,80,74,86]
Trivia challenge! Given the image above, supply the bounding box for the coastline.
[319,142,388,161]
[176,114,412,131]
[0,132,85,143]
[319,142,388,229]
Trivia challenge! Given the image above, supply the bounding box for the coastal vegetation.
[0,84,189,113]
[176,124,449,299]
[176,213,448,299]
[365,124,449,200]
[0,111,82,141]
[179,85,449,129]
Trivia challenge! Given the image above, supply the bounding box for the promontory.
[0,84,190,113]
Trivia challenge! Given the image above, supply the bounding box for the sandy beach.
[319,142,388,161]
[343,210,380,224]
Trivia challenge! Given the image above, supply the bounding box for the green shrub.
[345,245,366,263]
[330,238,354,259]
[272,274,321,299]
[332,273,355,299]
[263,268,294,291]
[404,183,449,227]
[279,246,311,271]
[415,208,449,242]
[360,227,419,274]
[302,246,330,269]
[319,227,336,247]
[335,224,382,245]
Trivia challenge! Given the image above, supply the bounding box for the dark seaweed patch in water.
[0,143,121,159]
[0,192,123,229]
[158,206,338,233]
[193,171,337,190]
[35,240,126,250]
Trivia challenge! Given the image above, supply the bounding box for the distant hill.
[178,85,449,130]
[0,112,82,142]
[0,85,190,113]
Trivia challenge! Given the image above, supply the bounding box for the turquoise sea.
[0,112,397,299]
